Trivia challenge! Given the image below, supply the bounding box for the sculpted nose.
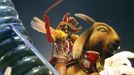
[112,40,120,50]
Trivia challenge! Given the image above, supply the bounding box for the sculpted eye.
[98,28,107,32]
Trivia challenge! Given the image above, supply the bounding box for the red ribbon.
[43,0,64,61]
[44,15,54,43]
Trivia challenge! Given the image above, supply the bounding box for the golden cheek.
[89,33,109,46]
[88,35,102,47]
[89,32,106,41]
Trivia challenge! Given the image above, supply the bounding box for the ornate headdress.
[57,13,82,33]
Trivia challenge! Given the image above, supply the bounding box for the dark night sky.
[11,0,134,59]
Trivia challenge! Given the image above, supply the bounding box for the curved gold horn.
[73,29,91,59]
[74,13,96,24]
